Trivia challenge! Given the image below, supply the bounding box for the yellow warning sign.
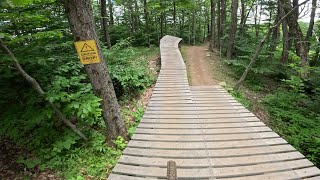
[74,40,101,65]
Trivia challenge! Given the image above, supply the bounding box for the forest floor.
[182,43,235,86]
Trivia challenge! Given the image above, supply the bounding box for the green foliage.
[264,91,320,166]
[104,38,157,96]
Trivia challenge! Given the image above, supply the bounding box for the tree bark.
[226,0,238,59]
[305,0,316,47]
[193,6,196,45]
[280,4,289,64]
[143,0,150,47]
[217,0,221,49]
[210,0,216,50]
[173,0,176,36]
[280,0,309,66]
[101,0,112,48]
[268,6,281,59]
[0,39,88,141]
[61,0,127,141]
[108,0,114,25]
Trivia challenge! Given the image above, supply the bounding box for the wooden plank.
[214,159,314,178]
[142,113,255,119]
[294,166,320,178]
[108,174,157,180]
[141,117,260,124]
[124,144,296,158]
[118,152,304,168]
[146,106,246,111]
[127,138,287,149]
[135,126,272,135]
[112,164,213,179]
[137,122,265,129]
[132,132,279,142]
[145,109,250,114]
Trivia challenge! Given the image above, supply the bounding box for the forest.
[0,0,319,179]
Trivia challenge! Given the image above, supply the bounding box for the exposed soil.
[183,44,219,85]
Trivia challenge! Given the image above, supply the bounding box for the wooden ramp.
[108,36,320,180]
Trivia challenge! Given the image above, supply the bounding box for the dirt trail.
[183,44,219,86]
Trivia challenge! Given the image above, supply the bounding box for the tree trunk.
[240,0,245,26]
[221,0,226,39]
[254,2,259,38]
[173,0,176,36]
[61,0,127,141]
[193,7,196,45]
[101,0,112,48]
[280,4,289,64]
[305,0,316,48]
[226,0,238,59]
[217,0,221,49]
[143,0,150,47]
[108,0,114,25]
[280,0,309,66]
[268,6,281,59]
[210,0,216,50]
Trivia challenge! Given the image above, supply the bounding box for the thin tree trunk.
[0,39,88,141]
[61,0,127,141]
[281,0,309,66]
[221,0,226,39]
[268,6,281,59]
[143,0,150,47]
[234,0,310,90]
[193,7,196,45]
[217,0,221,49]
[305,0,316,48]
[226,0,238,59]
[210,0,216,50]
[101,0,112,48]
[188,14,191,44]
[254,2,259,38]
[108,0,114,25]
[280,4,289,64]
[173,0,176,36]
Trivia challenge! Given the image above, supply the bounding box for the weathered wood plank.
[132,132,278,142]
[124,144,296,158]
[135,126,272,135]
[127,138,287,149]
[119,152,304,168]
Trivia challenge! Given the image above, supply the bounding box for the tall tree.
[61,0,127,141]
[305,0,317,48]
[226,0,238,59]
[101,0,112,48]
[280,0,309,66]
[210,0,216,50]
[280,3,289,64]
[108,0,114,25]
[143,0,150,47]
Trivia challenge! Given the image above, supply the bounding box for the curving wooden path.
[108,36,320,180]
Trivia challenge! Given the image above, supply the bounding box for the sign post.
[74,40,101,65]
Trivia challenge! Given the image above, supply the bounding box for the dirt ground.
[182,44,234,86]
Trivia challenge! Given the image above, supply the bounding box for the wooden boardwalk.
[108,36,320,180]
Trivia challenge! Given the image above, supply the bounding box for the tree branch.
[0,38,88,141]
[234,0,310,90]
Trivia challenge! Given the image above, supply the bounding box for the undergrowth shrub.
[0,37,158,178]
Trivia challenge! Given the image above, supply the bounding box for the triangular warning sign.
[81,43,95,52]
